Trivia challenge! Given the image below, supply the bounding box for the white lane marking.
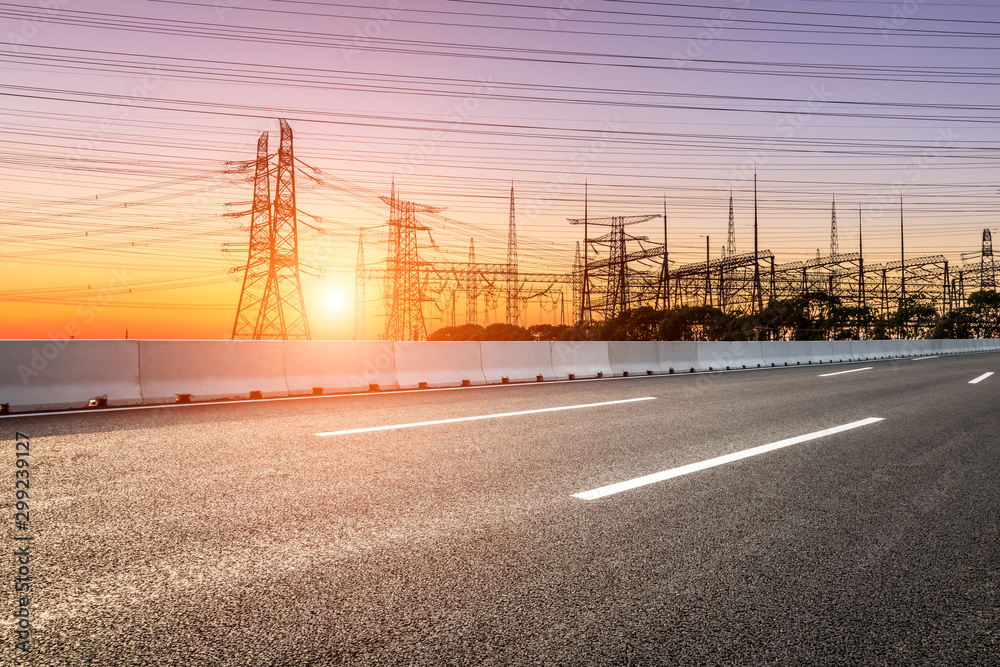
[969,372,994,384]
[573,417,885,500]
[912,356,940,361]
[315,397,657,437]
[819,367,873,377]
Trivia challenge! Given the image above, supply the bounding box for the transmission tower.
[354,232,365,340]
[572,241,583,322]
[831,196,839,256]
[568,214,660,321]
[982,228,996,290]
[727,191,735,257]
[232,120,310,340]
[466,238,479,324]
[506,183,519,325]
[381,181,445,341]
[231,131,272,339]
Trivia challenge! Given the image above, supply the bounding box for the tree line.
[428,290,1000,342]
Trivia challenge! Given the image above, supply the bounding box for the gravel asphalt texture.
[1,352,998,665]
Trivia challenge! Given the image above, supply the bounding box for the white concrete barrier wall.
[550,341,612,380]
[394,341,486,389]
[731,341,766,369]
[869,340,898,358]
[608,342,660,377]
[696,342,735,371]
[481,341,556,384]
[829,341,855,362]
[849,340,871,360]
[807,341,835,363]
[5,337,997,414]
[761,341,818,366]
[284,341,398,395]
[0,340,141,413]
[138,340,288,404]
[656,341,702,373]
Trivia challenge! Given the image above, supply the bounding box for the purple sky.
[2,0,999,337]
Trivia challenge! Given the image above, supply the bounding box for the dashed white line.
[969,372,994,384]
[819,367,873,377]
[315,396,657,436]
[572,417,885,500]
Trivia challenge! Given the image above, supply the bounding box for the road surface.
[2,352,998,665]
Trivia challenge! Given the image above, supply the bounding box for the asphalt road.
[2,352,998,665]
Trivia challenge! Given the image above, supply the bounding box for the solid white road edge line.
[315,396,657,436]
[969,372,994,384]
[573,417,885,500]
[818,367,873,377]
[911,356,940,361]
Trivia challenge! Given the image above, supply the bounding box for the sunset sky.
[2,0,999,339]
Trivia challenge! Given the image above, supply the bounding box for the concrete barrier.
[394,341,486,389]
[550,341,612,380]
[138,340,288,404]
[284,341,397,395]
[731,341,765,369]
[760,341,818,366]
[873,340,891,358]
[656,341,702,373]
[481,341,556,384]
[852,341,873,359]
[607,342,660,377]
[0,340,142,413]
[896,338,924,357]
[829,341,856,362]
[807,341,835,364]
[696,342,736,371]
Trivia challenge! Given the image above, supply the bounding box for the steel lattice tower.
[381,182,444,341]
[232,120,310,340]
[506,184,519,325]
[569,214,659,321]
[231,131,272,339]
[466,238,479,324]
[354,232,365,340]
[727,191,736,257]
[831,196,839,256]
[255,120,310,340]
[982,228,996,290]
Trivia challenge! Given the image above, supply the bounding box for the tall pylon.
[466,238,479,324]
[752,172,764,313]
[255,119,310,340]
[727,191,735,257]
[831,196,839,256]
[381,180,445,341]
[232,131,272,339]
[506,183,519,325]
[354,232,365,340]
[981,228,996,290]
[232,120,310,340]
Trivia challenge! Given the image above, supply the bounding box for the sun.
[321,287,349,313]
